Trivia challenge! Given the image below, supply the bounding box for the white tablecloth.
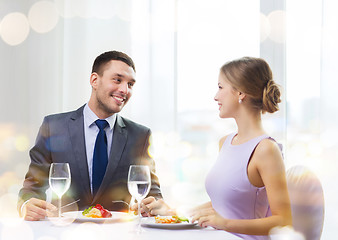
[0,217,242,240]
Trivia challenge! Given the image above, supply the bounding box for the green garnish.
[178,216,189,222]
[173,215,189,223]
[82,206,93,216]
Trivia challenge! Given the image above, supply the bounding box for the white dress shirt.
[83,104,116,193]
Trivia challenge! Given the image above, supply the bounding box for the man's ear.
[90,72,99,89]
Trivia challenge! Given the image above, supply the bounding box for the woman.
[138,57,292,239]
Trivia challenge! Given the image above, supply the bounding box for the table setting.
[0,164,242,240]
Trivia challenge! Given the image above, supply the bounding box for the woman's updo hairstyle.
[220,57,281,114]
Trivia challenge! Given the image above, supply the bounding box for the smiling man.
[18,51,162,221]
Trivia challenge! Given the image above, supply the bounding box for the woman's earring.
[239,99,242,104]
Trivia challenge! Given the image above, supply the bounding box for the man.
[18,51,162,221]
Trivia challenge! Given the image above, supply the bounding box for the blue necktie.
[92,119,109,196]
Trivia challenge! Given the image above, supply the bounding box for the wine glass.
[127,165,151,232]
[49,163,71,218]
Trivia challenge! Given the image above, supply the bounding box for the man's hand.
[22,198,57,221]
[130,196,174,217]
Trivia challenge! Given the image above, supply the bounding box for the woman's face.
[214,72,239,118]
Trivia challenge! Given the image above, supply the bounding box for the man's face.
[90,60,136,118]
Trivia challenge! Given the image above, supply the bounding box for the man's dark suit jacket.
[18,105,162,212]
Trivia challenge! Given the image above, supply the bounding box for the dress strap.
[223,132,237,145]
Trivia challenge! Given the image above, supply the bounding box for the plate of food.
[62,204,136,223]
[141,216,198,229]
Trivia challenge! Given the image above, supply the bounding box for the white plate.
[141,217,198,229]
[62,211,136,223]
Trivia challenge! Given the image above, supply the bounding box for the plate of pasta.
[141,216,197,229]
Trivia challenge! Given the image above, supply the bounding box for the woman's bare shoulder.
[254,138,284,170]
[256,138,281,155]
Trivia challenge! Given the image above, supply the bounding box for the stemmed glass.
[49,163,71,218]
[127,165,151,232]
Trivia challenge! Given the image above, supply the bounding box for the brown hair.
[220,57,281,113]
[92,50,135,76]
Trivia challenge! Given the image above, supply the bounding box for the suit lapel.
[93,115,127,202]
[69,105,92,201]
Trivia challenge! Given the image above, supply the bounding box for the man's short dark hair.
[92,50,135,75]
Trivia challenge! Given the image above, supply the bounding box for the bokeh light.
[0,12,30,46]
[268,10,286,43]
[260,13,270,42]
[15,135,30,152]
[28,1,59,33]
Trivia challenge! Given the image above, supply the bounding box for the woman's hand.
[191,206,228,230]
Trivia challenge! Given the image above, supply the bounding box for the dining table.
[0,213,243,240]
